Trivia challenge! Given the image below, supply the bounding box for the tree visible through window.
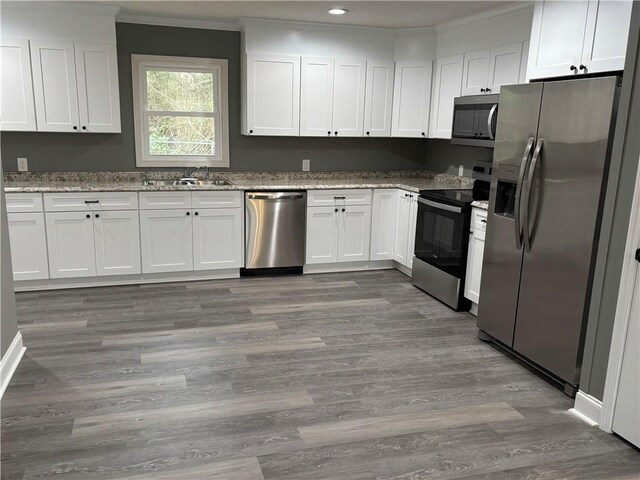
[132,55,229,167]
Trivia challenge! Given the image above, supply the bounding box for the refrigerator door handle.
[514,137,535,250]
[523,138,544,252]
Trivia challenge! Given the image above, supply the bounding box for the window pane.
[146,70,216,112]
[148,115,215,156]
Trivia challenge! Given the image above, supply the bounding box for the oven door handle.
[418,197,462,213]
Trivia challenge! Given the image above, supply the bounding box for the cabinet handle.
[570,65,577,72]
[85,214,90,219]
[470,231,474,236]
[95,214,99,218]
[579,64,587,72]
[186,211,190,216]
[84,200,100,204]
[73,126,78,130]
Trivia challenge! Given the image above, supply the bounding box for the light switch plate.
[302,159,310,171]
[17,158,28,172]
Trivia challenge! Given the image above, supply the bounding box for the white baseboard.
[569,390,602,426]
[469,302,478,316]
[394,262,412,277]
[0,332,26,399]
[303,260,395,274]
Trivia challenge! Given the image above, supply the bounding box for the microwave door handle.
[417,197,462,213]
[514,137,535,250]
[487,104,498,140]
[523,138,544,252]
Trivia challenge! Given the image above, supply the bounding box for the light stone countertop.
[3,170,474,194]
[471,200,489,210]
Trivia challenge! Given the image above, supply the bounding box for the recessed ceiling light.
[327,8,348,15]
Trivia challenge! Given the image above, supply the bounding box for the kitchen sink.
[142,178,234,187]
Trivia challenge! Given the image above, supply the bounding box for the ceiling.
[98,1,512,29]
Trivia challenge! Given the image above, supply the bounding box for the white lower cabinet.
[306,206,339,264]
[464,208,487,311]
[140,209,194,274]
[46,211,96,278]
[7,213,49,281]
[370,189,397,260]
[338,205,372,262]
[393,191,418,268]
[93,210,141,276]
[193,208,243,270]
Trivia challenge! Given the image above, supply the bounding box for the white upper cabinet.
[363,60,394,137]
[528,0,631,80]
[581,0,633,73]
[332,58,366,136]
[461,49,490,96]
[74,43,121,133]
[429,54,464,139]
[391,60,432,138]
[30,40,120,133]
[0,38,36,131]
[30,40,80,132]
[300,57,334,137]
[487,43,523,94]
[245,53,300,136]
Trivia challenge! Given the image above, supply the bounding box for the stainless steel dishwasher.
[244,191,306,271]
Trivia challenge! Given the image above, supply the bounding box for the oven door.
[414,196,468,278]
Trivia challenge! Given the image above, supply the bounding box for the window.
[132,55,229,167]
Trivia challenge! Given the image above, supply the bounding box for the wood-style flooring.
[2,270,638,479]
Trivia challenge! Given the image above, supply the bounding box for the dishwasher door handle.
[247,193,305,200]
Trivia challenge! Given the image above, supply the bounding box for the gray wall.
[580,3,640,400]
[1,159,18,358]
[1,22,435,173]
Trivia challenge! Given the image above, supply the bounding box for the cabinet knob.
[85,214,90,219]
[186,211,190,216]
[73,126,78,130]
[480,88,486,93]
[249,129,253,134]
[341,208,345,212]
[404,193,409,197]
[335,208,338,212]
[328,131,331,135]
[579,64,587,71]
[570,65,577,72]
[334,131,338,135]
[82,126,87,131]
[421,132,426,137]
[94,214,99,218]
[485,88,491,93]
[366,131,370,136]
[194,211,199,216]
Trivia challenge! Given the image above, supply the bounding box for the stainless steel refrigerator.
[477,76,621,396]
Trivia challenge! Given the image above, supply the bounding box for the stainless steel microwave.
[450,94,499,148]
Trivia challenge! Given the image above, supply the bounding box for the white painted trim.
[394,262,412,277]
[600,152,640,433]
[14,269,240,292]
[570,390,602,426]
[0,332,26,399]
[117,14,241,32]
[239,17,395,34]
[435,2,534,32]
[469,303,478,316]
[3,2,119,17]
[303,260,394,274]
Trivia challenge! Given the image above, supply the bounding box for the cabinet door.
[363,61,394,137]
[306,207,338,264]
[140,209,193,273]
[338,205,372,262]
[30,40,80,132]
[581,0,632,73]
[245,54,300,136]
[461,49,490,96]
[429,54,464,139]
[527,1,590,80]
[393,193,411,265]
[332,58,366,137]
[46,212,96,278]
[487,43,523,94]
[0,38,36,131]
[7,213,49,281]
[93,210,141,276]
[391,60,432,138]
[300,57,334,137]
[370,189,397,261]
[464,228,486,304]
[193,208,242,270]
[74,43,121,133]
[406,195,418,269]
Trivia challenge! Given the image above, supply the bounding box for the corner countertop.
[3,170,474,194]
[471,200,489,210]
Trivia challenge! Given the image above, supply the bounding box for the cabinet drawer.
[192,191,242,209]
[5,193,43,213]
[471,207,488,232]
[139,192,192,210]
[44,192,138,212]
[307,189,372,207]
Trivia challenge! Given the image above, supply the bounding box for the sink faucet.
[183,166,209,179]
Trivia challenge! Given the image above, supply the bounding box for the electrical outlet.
[302,159,310,171]
[17,158,28,172]
[458,164,464,176]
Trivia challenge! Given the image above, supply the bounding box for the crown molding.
[239,17,396,34]
[116,14,241,32]
[435,1,534,32]
[2,1,119,17]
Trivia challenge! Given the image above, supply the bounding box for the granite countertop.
[3,170,474,194]
[471,200,489,210]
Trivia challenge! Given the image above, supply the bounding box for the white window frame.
[132,54,229,168]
